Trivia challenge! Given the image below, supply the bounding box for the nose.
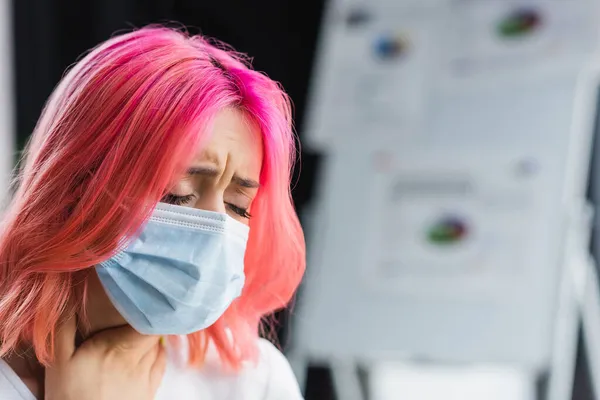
[193,190,227,214]
[191,161,235,215]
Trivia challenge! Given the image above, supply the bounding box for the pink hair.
[0,27,305,369]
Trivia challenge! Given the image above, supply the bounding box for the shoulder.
[255,339,304,400]
[0,359,36,400]
[160,337,303,400]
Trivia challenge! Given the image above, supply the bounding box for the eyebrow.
[187,166,260,189]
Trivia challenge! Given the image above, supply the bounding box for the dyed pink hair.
[0,27,305,368]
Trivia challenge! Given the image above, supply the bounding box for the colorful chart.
[373,34,409,60]
[497,8,542,38]
[346,8,371,27]
[427,216,469,245]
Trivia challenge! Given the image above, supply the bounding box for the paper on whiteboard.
[304,6,436,149]
[361,154,549,295]
[304,0,599,150]
[440,0,599,85]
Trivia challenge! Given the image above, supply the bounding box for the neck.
[3,271,127,399]
[80,270,129,336]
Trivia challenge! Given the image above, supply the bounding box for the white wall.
[0,0,14,204]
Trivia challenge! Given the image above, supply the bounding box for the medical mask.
[96,202,248,335]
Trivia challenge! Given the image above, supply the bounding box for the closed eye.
[160,194,251,219]
[226,203,251,219]
[161,193,196,206]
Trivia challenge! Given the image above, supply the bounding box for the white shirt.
[0,338,303,400]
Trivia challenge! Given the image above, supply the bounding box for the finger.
[52,314,77,365]
[149,345,167,392]
[92,324,160,355]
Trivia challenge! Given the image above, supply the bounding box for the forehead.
[194,108,263,175]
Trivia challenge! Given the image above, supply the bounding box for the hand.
[45,317,167,400]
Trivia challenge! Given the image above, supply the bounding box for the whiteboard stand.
[546,202,592,400]
[581,254,600,397]
[330,361,364,400]
[287,350,309,395]
[545,259,580,400]
[577,201,600,398]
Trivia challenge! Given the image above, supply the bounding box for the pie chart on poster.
[497,8,542,38]
[427,216,469,245]
[373,34,409,61]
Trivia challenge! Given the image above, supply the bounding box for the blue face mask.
[96,202,248,335]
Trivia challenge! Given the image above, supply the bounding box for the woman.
[0,26,305,399]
